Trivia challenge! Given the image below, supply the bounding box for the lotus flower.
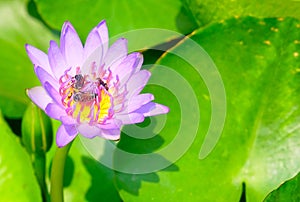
[25,20,169,147]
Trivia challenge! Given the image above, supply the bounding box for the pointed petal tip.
[129,52,143,59]
[151,103,169,115]
[160,105,170,114]
[60,21,83,71]
[49,40,57,46]
[149,94,154,100]
[98,20,107,27]
[137,52,143,58]
[48,40,57,52]
[113,37,128,46]
[25,44,34,56]
[114,38,128,48]
[95,20,108,39]
[62,24,77,40]
[134,102,169,117]
[27,86,53,110]
[62,21,73,31]
[119,37,128,43]
[141,69,151,78]
[25,43,30,50]
[132,52,143,71]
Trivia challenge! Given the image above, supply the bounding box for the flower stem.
[50,142,72,202]
[32,153,48,202]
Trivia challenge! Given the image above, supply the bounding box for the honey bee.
[97,78,108,91]
[73,92,97,102]
[74,74,85,89]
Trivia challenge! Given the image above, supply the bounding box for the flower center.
[59,67,114,125]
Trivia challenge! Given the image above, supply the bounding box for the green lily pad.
[0,0,55,118]
[264,171,300,201]
[34,0,197,43]
[0,111,42,202]
[46,120,122,202]
[115,16,300,202]
[182,0,300,27]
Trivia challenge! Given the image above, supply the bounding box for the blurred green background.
[0,0,300,201]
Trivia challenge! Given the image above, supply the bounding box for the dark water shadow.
[48,155,74,187]
[80,115,179,197]
[175,5,199,35]
[82,156,122,202]
[114,162,179,196]
[239,182,246,202]
[111,116,180,196]
[27,0,60,36]
[4,116,22,137]
[63,156,74,187]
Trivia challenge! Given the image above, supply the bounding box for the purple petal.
[44,82,62,106]
[81,45,102,75]
[56,124,78,147]
[60,115,77,125]
[35,66,59,89]
[98,119,122,130]
[48,40,67,79]
[96,20,109,57]
[60,22,83,71]
[125,70,151,99]
[112,52,143,85]
[100,128,120,140]
[25,44,53,77]
[83,20,108,67]
[104,38,127,69]
[116,113,145,124]
[84,27,101,58]
[130,52,143,74]
[83,29,103,74]
[77,124,102,138]
[45,103,66,120]
[125,93,154,113]
[77,123,121,140]
[134,102,169,117]
[27,87,52,110]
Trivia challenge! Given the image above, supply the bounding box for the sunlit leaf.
[264,171,300,201]
[0,111,42,202]
[0,0,55,118]
[182,0,300,27]
[34,0,197,44]
[115,16,300,202]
